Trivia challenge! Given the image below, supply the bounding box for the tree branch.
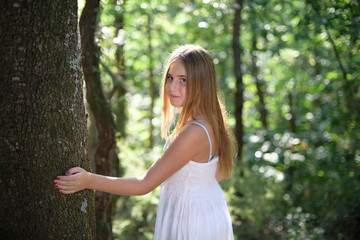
[99,60,128,99]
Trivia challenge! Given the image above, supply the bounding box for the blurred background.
[79,0,360,239]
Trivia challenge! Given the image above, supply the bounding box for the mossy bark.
[0,0,95,239]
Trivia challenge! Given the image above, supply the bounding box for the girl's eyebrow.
[168,73,187,77]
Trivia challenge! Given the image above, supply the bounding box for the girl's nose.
[170,81,179,91]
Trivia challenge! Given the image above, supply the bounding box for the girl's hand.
[54,167,89,194]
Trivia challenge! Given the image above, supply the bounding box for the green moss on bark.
[0,0,95,239]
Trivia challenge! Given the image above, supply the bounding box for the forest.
[1,0,359,239]
[93,0,359,239]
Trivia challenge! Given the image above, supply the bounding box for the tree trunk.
[147,13,155,148]
[232,0,244,160]
[113,0,127,139]
[80,1,117,239]
[0,0,95,239]
[250,4,268,129]
[288,92,296,133]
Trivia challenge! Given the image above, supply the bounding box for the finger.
[59,189,77,195]
[66,167,84,175]
[56,176,82,186]
[56,182,81,192]
[54,179,78,187]
[56,173,80,182]
[55,183,71,190]
[55,180,70,188]
[57,182,83,194]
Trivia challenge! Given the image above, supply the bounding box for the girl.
[54,45,236,240]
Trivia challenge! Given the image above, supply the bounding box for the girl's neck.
[191,111,206,123]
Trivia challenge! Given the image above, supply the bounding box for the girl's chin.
[170,103,183,109]
[169,100,183,108]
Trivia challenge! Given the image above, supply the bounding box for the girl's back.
[154,122,233,240]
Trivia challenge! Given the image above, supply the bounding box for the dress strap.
[186,121,213,162]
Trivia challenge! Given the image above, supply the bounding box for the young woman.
[54,45,236,240]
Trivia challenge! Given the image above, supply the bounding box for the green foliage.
[84,0,360,239]
[112,139,162,239]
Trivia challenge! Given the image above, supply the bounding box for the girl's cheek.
[165,82,170,92]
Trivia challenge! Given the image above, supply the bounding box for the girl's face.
[166,61,187,108]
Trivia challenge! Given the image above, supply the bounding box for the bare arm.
[54,124,208,195]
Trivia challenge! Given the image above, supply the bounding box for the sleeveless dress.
[154,121,234,240]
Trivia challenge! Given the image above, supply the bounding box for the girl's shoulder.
[163,122,209,161]
[184,120,213,137]
[167,121,211,149]
[179,121,210,140]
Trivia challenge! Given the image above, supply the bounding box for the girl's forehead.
[168,61,186,74]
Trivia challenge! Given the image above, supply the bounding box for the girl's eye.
[167,75,173,81]
[180,78,186,83]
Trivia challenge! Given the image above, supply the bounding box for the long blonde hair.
[160,45,236,178]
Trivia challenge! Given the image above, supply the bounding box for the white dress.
[154,122,234,240]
